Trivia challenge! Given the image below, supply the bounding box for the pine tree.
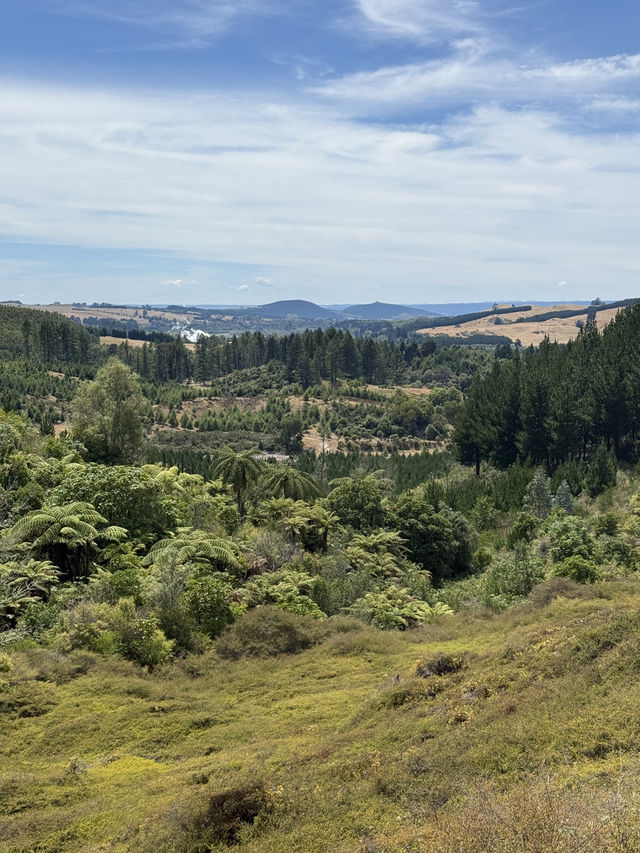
[552,480,574,514]
[522,469,552,520]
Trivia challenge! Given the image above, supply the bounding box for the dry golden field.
[418,304,622,346]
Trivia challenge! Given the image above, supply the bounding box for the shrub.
[595,535,639,570]
[183,574,234,638]
[108,598,174,668]
[472,547,492,572]
[593,512,620,536]
[239,568,325,619]
[548,515,596,563]
[0,681,56,718]
[522,469,552,519]
[65,598,174,668]
[416,653,464,677]
[484,547,544,601]
[347,588,452,630]
[507,512,539,548]
[168,783,273,851]
[320,614,365,635]
[323,626,403,656]
[199,784,271,845]
[470,496,497,531]
[23,648,98,684]
[552,479,574,514]
[89,567,145,606]
[216,606,321,659]
[552,555,600,584]
[527,577,595,607]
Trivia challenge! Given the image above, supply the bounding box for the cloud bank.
[1,77,639,301]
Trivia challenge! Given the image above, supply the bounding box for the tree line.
[0,305,493,395]
[114,328,467,387]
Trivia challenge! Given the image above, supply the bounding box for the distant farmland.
[417,303,624,346]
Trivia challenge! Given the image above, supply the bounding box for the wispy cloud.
[352,0,482,42]
[52,0,278,46]
[315,47,640,108]
[269,54,334,82]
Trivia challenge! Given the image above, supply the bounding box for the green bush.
[484,547,544,602]
[548,515,596,563]
[65,598,174,668]
[552,555,600,584]
[215,606,321,659]
[348,587,452,630]
[507,512,539,548]
[416,653,464,677]
[183,574,234,638]
[593,512,620,536]
[470,496,497,531]
[0,681,56,718]
[108,598,174,668]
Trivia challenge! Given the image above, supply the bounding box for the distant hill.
[250,300,342,319]
[342,301,434,320]
[409,301,592,316]
[410,302,497,316]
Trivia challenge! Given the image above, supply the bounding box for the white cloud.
[316,48,640,107]
[353,0,481,41]
[237,284,250,290]
[587,95,640,113]
[159,279,197,287]
[1,79,640,300]
[53,0,277,45]
[255,276,273,286]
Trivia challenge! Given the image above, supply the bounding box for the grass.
[3,583,640,851]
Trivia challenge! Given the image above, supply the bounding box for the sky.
[1,1,640,306]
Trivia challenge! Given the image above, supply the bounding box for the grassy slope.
[3,582,640,852]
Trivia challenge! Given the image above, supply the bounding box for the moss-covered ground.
[3,579,640,852]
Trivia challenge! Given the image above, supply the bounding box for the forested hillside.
[0,304,100,365]
[455,304,640,472]
[2,302,640,851]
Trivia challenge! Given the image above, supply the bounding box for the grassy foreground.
[3,580,640,852]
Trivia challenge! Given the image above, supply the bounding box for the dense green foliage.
[454,305,640,473]
[0,304,100,364]
[4,298,640,850]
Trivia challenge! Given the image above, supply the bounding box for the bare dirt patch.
[367,384,430,397]
[179,396,267,416]
[302,428,339,453]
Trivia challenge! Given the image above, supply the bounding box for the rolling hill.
[416,300,638,346]
[250,300,342,319]
[342,301,434,320]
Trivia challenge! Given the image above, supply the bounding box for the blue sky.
[1,1,640,305]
